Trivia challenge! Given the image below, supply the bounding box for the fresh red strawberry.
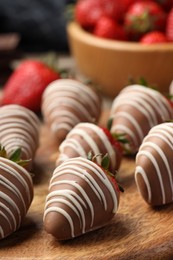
[0,90,3,106]
[124,1,167,40]
[99,0,121,21]
[164,93,173,109]
[100,0,136,21]
[75,0,136,30]
[166,7,173,41]
[91,152,123,193]
[75,0,103,29]
[101,127,123,156]
[140,30,168,43]
[93,16,127,40]
[101,126,124,170]
[2,60,60,113]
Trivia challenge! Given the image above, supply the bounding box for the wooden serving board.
[1,110,173,260]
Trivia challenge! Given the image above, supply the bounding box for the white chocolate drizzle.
[110,85,173,153]
[0,157,33,240]
[0,105,40,169]
[41,79,101,139]
[135,122,173,205]
[57,123,117,171]
[44,157,119,238]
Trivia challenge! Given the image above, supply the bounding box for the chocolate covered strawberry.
[56,122,123,172]
[169,80,173,95]
[135,122,173,206]
[41,79,102,142]
[0,147,33,240]
[109,84,173,154]
[0,104,40,171]
[43,156,121,240]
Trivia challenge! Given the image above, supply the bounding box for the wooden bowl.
[67,22,173,97]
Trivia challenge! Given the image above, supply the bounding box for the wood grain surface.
[1,110,173,260]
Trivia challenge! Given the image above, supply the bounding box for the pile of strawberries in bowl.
[75,0,173,44]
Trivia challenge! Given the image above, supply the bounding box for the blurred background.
[0,0,76,52]
[0,0,172,96]
[0,0,77,85]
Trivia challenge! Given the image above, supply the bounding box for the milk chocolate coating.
[43,157,120,240]
[109,85,173,154]
[0,104,40,170]
[41,79,102,142]
[56,122,122,172]
[169,80,173,95]
[135,122,173,206]
[0,157,33,239]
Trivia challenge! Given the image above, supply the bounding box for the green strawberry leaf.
[128,76,157,90]
[64,3,75,22]
[166,94,173,101]
[16,159,31,167]
[138,77,149,87]
[0,145,7,158]
[9,148,21,162]
[107,118,113,131]
[87,151,124,193]
[0,145,31,168]
[112,133,129,144]
[101,153,110,170]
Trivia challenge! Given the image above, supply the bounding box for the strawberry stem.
[37,52,72,78]
[87,151,124,193]
[0,145,31,167]
[127,76,157,90]
[9,147,21,161]
[64,3,75,22]
[0,145,7,158]
[101,153,110,170]
[118,183,124,193]
[107,118,113,131]
[112,133,129,144]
